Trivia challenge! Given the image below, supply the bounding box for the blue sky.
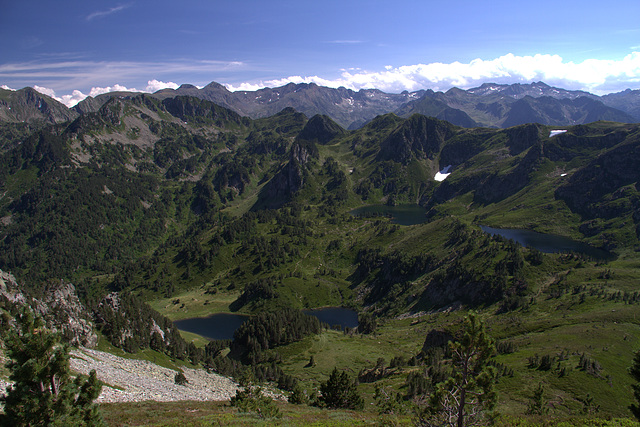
[1,0,639,106]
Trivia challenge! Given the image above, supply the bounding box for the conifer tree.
[526,383,549,415]
[630,349,640,421]
[319,367,364,410]
[0,310,104,426]
[420,312,497,427]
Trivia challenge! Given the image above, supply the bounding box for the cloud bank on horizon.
[226,52,640,95]
[30,80,181,108]
[5,52,640,107]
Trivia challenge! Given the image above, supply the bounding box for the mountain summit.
[4,81,640,130]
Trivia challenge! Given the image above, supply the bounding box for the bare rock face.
[255,140,318,209]
[0,269,98,348]
[0,270,27,305]
[37,282,98,348]
[378,115,454,164]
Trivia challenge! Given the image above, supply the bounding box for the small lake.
[173,313,249,341]
[173,307,359,340]
[479,225,615,260]
[350,204,427,226]
[303,307,359,329]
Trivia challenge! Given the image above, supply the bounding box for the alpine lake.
[479,225,615,260]
[174,307,359,341]
[174,208,613,340]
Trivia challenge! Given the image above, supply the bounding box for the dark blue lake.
[303,307,359,329]
[174,313,249,340]
[480,225,615,260]
[173,307,359,340]
[350,204,427,226]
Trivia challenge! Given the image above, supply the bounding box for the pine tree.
[319,367,364,410]
[420,312,497,427]
[630,349,640,421]
[0,310,104,426]
[526,383,548,415]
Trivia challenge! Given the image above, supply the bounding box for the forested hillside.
[1,92,640,423]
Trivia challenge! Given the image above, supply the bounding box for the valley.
[1,81,640,425]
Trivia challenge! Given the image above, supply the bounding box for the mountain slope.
[2,93,640,308]
[64,80,640,130]
[403,82,637,128]
[0,87,79,124]
[601,88,640,120]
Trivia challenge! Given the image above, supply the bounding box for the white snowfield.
[434,165,453,181]
[549,130,567,137]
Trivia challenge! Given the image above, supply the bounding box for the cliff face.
[378,115,454,164]
[0,270,97,347]
[254,140,318,209]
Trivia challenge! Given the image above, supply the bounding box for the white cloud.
[224,82,268,92]
[33,85,58,98]
[228,52,640,95]
[31,80,179,107]
[1,84,16,91]
[13,52,640,107]
[0,59,244,95]
[145,79,179,92]
[59,90,90,107]
[86,4,130,21]
[33,86,85,107]
[88,84,142,97]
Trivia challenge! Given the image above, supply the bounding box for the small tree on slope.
[0,310,104,427]
[630,349,640,421]
[319,367,364,410]
[419,312,497,427]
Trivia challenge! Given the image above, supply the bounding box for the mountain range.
[2,81,639,130]
[2,80,640,419]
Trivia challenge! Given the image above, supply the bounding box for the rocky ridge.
[0,269,97,347]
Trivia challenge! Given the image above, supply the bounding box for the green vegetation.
[419,313,497,426]
[318,368,364,410]
[631,350,640,421]
[0,311,104,426]
[1,94,640,424]
[230,384,281,419]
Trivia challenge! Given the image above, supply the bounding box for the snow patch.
[549,130,567,137]
[560,173,567,177]
[435,165,453,182]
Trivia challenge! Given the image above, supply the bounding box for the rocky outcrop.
[555,138,640,221]
[505,123,543,155]
[254,140,318,209]
[161,96,248,127]
[0,270,27,305]
[0,269,97,347]
[93,291,185,353]
[378,115,454,164]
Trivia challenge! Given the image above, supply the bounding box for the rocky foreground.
[1,347,242,404]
